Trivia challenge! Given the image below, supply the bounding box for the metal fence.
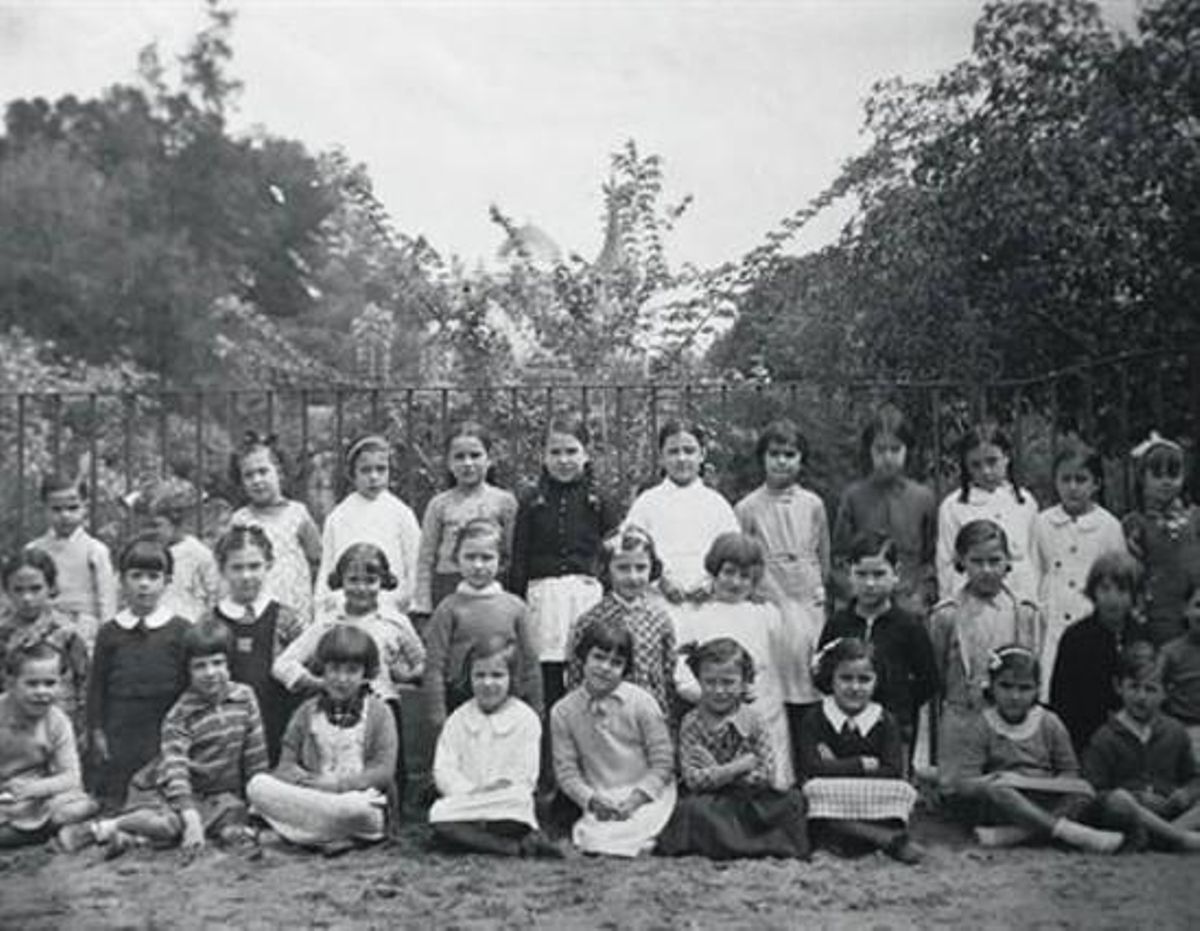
[1,346,1197,555]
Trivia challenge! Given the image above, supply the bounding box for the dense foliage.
[711,0,1200,382]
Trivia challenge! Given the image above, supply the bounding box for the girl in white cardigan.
[316,435,422,616]
[937,424,1039,604]
[624,420,739,610]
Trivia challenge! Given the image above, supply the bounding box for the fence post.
[87,393,99,532]
[16,394,26,542]
[194,391,205,535]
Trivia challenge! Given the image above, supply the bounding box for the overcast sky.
[0,1,1140,269]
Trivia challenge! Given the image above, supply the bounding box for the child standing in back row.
[414,422,518,617]
[25,475,117,650]
[625,421,739,614]
[230,433,322,624]
[147,480,221,624]
[834,404,937,612]
[1122,433,1200,646]
[937,424,1040,604]
[736,419,829,737]
[317,435,422,615]
[1032,440,1126,698]
[509,416,618,714]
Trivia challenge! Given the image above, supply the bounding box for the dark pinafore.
[214,602,294,766]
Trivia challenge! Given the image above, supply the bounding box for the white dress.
[1032,504,1127,699]
[624,479,740,596]
[937,484,1040,603]
[316,491,422,615]
[428,697,540,828]
[673,599,794,788]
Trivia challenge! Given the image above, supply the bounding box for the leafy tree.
[716,0,1200,382]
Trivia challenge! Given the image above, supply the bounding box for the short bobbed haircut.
[118,534,174,577]
[573,616,633,672]
[703,532,764,578]
[314,624,380,679]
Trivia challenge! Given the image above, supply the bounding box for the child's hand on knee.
[614,789,651,820]
[180,810,206,851]
[588,792,622,821]
[1165,787,1194,816]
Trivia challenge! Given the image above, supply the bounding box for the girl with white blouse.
[1032,440,1126,698]
[937,424,1039,604]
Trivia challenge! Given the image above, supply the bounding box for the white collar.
[113,605,175,631]
[962,483,1015,505]
[983,705,1044,741]
[461,697,521,735]
[821,695,883,735]
[1044,505,1101,529]
[218,593,272,621]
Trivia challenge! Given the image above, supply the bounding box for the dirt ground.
[1,809,1197,930]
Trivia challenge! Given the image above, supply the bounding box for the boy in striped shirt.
[61,620,268,855]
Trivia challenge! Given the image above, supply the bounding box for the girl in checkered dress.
[657,637,809,860]
[796,637,922,863]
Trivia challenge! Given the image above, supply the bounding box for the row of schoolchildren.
[3,526,1198,862]
[2,408,1199,860]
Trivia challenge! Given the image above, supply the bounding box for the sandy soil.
[1,811,1197,930]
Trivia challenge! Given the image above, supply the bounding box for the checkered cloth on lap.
[802,777,916,822]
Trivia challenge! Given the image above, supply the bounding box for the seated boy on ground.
[61,619,268,855]
[0,642,96,848]
[1083,643,1200,852]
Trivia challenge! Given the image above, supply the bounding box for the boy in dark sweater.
[821,532,938,766]
[1083,644,1200,851]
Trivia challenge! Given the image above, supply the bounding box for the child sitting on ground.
[428,634,563,858]
[939,645,1123,853]
[62,619,268,856]
[0,642,96,848]
[657,637,809,860]
[1083,644,1200,851]
[248,626,398,852]
[796,637,922,863]
[551,617,676,857]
